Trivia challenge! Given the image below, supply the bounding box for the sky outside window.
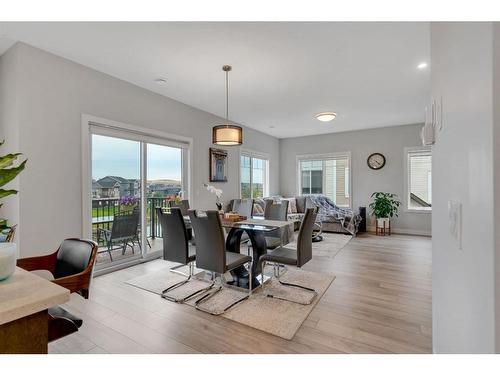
[92,134,182,181]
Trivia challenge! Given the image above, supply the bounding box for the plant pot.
[377,217,390,227]
[0,242,18,281]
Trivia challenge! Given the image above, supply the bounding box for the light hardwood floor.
[49,233,432,354]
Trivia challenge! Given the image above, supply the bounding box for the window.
[406,147,432,211]
[86,118,191,270]
[240,153,269,199]
[297,152,351,207]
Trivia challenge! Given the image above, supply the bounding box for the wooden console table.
[0,267,69,354]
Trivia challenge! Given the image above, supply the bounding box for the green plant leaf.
[0,189,18,199]
[369,192,401,218]
[0,153,22,169]
[0,159,27,188]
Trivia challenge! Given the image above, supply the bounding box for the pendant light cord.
[225,68,229,121]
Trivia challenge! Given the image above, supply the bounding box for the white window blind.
[407,148,432,211]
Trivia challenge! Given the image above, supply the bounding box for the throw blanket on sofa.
[307,194,362,234]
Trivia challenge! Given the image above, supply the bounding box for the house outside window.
[406,147,432,212]
[297,152,351,208]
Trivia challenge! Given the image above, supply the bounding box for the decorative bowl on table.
[220,213,247,222]
[0,242,17,281]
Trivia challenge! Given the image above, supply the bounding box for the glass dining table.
[183,215,294,290]
[223,218,293,289]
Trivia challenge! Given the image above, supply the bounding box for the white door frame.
[81,114,193,252]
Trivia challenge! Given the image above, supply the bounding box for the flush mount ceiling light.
[315,112,337,122]
[212,65,243,146]
[417,62,428,70]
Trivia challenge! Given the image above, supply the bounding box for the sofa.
[255,195,362,235]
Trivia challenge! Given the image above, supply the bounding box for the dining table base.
[225,227,273,290]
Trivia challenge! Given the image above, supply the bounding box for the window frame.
[296,151,352,208]
[239,148,270,199]
[404,146,432,214]
[81,114,193,274]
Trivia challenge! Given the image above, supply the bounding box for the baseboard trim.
[366,226,431,237]
[93,251,162,277]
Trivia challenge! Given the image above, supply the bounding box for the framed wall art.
[209,147,228,182]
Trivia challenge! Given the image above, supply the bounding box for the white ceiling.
[0,22,430,138]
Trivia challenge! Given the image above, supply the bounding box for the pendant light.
[212,65,243,146]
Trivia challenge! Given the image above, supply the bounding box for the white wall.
[0,44,20,232]
[279,124,431,235]
[431,22,495,353]
[494,22,500,354]
[0,43,280,257]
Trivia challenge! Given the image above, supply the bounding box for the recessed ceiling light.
[155,78,168,85]
[315,112,337,122]
[417,62,428,70]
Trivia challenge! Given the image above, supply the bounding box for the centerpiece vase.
[0,243,18,281]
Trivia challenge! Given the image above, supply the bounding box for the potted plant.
[0,140,27,280]
[369,192,401,230]
[204,183,223,212]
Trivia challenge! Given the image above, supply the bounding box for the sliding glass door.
[146,143,183,253]
[89,124,188,270]
[92,134,143,267]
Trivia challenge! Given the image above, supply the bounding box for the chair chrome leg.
[169,262,192,277]
[162,277,213,303]
[162,261,209,303]
[248,261,253,296]
[266,263,318,305]
[260,260,266,293]
[194,275,224,314]
[189,261,195,277]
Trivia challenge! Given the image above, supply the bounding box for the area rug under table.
[126,265,335,340]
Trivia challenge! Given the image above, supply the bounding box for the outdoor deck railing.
[92,197,170,243]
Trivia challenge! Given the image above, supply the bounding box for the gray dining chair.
[157,207,204,302]
[258,207,318,304]
[264,199,289,221]
[168,199,190,216]
[231,198,254,218]
[264,200,290,250]
[231,198,254,252]
[166,199,194,241]
[188,209,253,315]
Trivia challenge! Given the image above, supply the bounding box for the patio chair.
[96,210,140,261]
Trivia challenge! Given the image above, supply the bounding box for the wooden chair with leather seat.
[16,238,98,342]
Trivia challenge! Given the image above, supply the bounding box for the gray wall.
[494,22,500,354]
[431,22,495,353]
[280,124,431,235]
[0,43,20,234]
[0,43,280,257]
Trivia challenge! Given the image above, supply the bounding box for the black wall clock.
[367,153,386,170]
